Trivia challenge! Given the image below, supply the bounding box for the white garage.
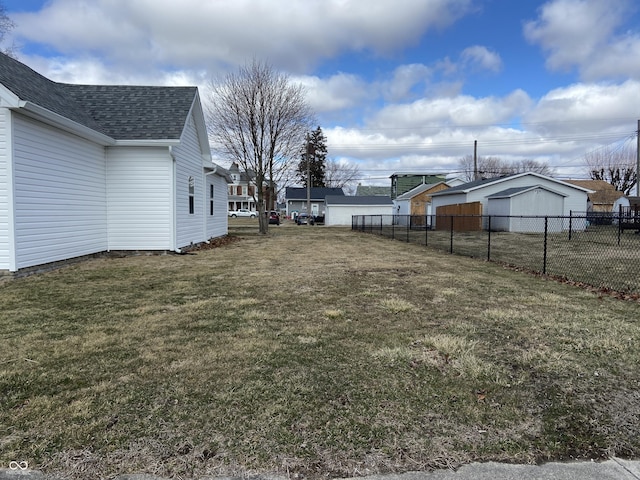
[487,186,567,232]
[325,195,394,226]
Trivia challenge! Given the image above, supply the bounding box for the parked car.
[296,213,314,225]
[268,211,280,225]
[228,208,257,218]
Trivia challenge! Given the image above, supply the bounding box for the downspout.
[6,110,17,272]
[169,146,180,253]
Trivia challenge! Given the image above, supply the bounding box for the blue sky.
[3,0,640,185]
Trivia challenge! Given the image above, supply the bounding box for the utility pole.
[473,140,478,180]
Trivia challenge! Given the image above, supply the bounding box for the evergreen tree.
[297,126,327,187]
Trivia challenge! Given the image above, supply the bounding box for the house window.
[210,184,214,216]
[188,176,195,214]
[236,185,242,196]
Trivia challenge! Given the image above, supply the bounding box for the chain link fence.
[352,213,640,295]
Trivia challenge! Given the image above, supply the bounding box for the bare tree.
[511,159,555,176]
[585,142,637,195]
[458,155,554,181]
[0,2,16,58]
[324,158,361,194]
[206,59,314,233]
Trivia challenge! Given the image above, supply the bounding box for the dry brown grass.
[1,220,640,479]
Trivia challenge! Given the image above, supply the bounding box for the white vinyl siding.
[206,172,228,239]
[0,108,10,270]
[173,112,206,248]
[11,113,107,270]
[106,146,173,250]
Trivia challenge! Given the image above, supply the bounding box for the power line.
[328,116,640,133]
[328,132,632,151]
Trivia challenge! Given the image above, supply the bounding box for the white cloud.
[324,79,640,181]
[524,80,640,135]
[295,73,373,114]
[460,45,502,73]
[10,0,475,74]
[369,89,532,132]
[20,54,209,92]
[385,64,432,102]
[524,0,640,81]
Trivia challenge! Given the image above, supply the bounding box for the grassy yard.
[391,224,640,295]
[1,219,640,479]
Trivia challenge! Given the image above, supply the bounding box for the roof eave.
[19,101,115,145]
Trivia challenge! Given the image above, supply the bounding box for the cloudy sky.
[3,0,640,185]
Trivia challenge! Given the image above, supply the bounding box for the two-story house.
[227,162,276,212]
[228,162,257,212]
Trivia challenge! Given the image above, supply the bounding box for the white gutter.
[114,139,181,147]
[18,101,115,145]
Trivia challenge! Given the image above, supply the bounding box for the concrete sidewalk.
[1,458,639,480]
[345,458,640,480]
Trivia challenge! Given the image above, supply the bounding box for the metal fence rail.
[352,214,640,295]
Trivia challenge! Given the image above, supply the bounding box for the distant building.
[356,185,392,196]
[285,187,344,218]
[564,179,625,213]
[325,195,394,226]
[390,172,447,199]
[227,162,276,212]
[394,181,451,216]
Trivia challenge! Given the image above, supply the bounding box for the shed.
[487,186,566,232]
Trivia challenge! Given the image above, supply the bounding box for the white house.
[285,187,344,218]
[325,195,394,226]
[430,172,592,232]
[0,53,229,273]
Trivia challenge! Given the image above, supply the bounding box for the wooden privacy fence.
[435,202,483,231]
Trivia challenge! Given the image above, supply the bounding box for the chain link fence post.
[543,216,548,275]
[487,215,492,261]
[425,215,429,246]
[569,210,572,241]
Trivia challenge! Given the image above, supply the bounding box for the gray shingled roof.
[0,53,105,133]
[285,187,345,200]
[432,175,515,195]
[66,85,196,140]
[326,195,392,206]
[486,186,566,199]
[0,53,196,141]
